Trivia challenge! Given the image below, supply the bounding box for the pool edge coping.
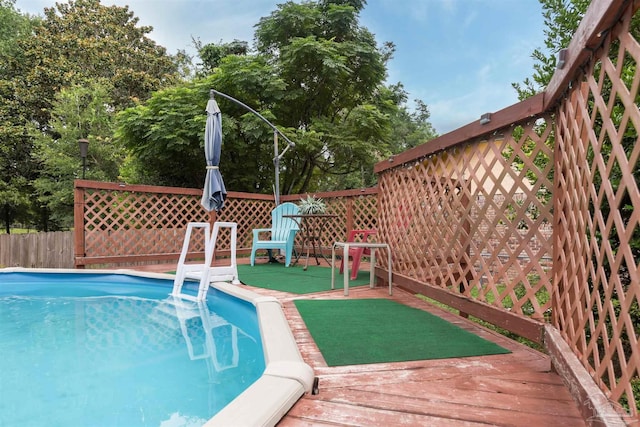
[0,267,315,427]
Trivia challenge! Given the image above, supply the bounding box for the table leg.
[311,236,320,266]
[331,245,336,290]
[387,247,393,295]
[304,235,310,270]
[343,243,350,296]
[369,250,375,289]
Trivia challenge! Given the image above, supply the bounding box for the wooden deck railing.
[73,0,639,422]
[73,181,378,267]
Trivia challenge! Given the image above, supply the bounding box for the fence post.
[345,197,354,237]
[459,181,471,318]
[73,182,86,268]
[209,209,218,229]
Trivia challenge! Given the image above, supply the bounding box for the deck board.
[274,284,585,426]
[131,260,587,426]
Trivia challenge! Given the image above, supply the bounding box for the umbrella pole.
[273,131,280,206]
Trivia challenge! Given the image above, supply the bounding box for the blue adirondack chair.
[250,202,300,267]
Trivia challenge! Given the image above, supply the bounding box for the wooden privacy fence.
[73,180,378,268]
[0,231,74,268]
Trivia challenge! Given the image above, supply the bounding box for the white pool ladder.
[152,296,241,373]
[169,296,240,371]
[172,221,240,301]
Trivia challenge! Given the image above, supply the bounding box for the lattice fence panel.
[378,114,554,321]
[214,198,275,251]
[553,2,640,417]
[78,184,378,264]
[84,189,208,257]
[350,195,379,232]
[322,198,349,245]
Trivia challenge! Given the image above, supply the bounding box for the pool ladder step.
[172,222,240,301]
[151,296,240,371]
[148,298,199,329]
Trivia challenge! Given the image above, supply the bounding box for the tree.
[512,0,589,99]
[31,82,123,230]
[0,0,38,232]
[116,60,290,191]
[0,0,34,70]
[195,39,249,76]
[12,0,180,123]
[116,80,212,188]
[0,0,180,230]
[117,0,437,194]
[254,0,390,192]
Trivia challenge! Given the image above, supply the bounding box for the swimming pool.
[0,269,315,427]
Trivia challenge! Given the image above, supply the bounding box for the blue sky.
[16,0,545,134]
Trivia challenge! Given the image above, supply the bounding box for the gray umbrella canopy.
[201,94,227,212]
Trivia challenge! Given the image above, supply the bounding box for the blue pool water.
[0,272,265,427]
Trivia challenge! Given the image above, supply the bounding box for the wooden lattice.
[553,2,640,418]
[378,116,554,321]
[75,184,378,266]
[213,195,275,251]
[81,185,209,260]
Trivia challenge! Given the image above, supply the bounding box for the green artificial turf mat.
[237,262,371,294]
[294,298,511,366]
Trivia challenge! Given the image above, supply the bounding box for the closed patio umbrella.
[201,90,227,212]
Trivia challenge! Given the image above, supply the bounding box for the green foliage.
[31,82,123,229]
[298,195,327,214]
[252,0,430,192]
[18,0,179,110]
[0,177,31,234]
[0,0,180,230]
[0,1,40,232]
[196,39,248,75]
[116,82,208,187]
[2,0,438,228]
[0,0,35,70]
[118,0,437,194]
[512,0,589,99]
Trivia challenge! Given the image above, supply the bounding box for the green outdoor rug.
[294,298,511,366]
[237,262,371,294]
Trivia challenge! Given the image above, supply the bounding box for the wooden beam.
[544,325,628,425]
[381,270,545,344]
[281,187,378,201]
[544,0,629,109]
[374,94,545,174]
[73,185,86,268]
[74,179,275,201]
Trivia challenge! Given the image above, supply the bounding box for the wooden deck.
[133,260,587,426]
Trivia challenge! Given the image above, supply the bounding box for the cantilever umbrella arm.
[210,89,296,205]
[209,89,296,150]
